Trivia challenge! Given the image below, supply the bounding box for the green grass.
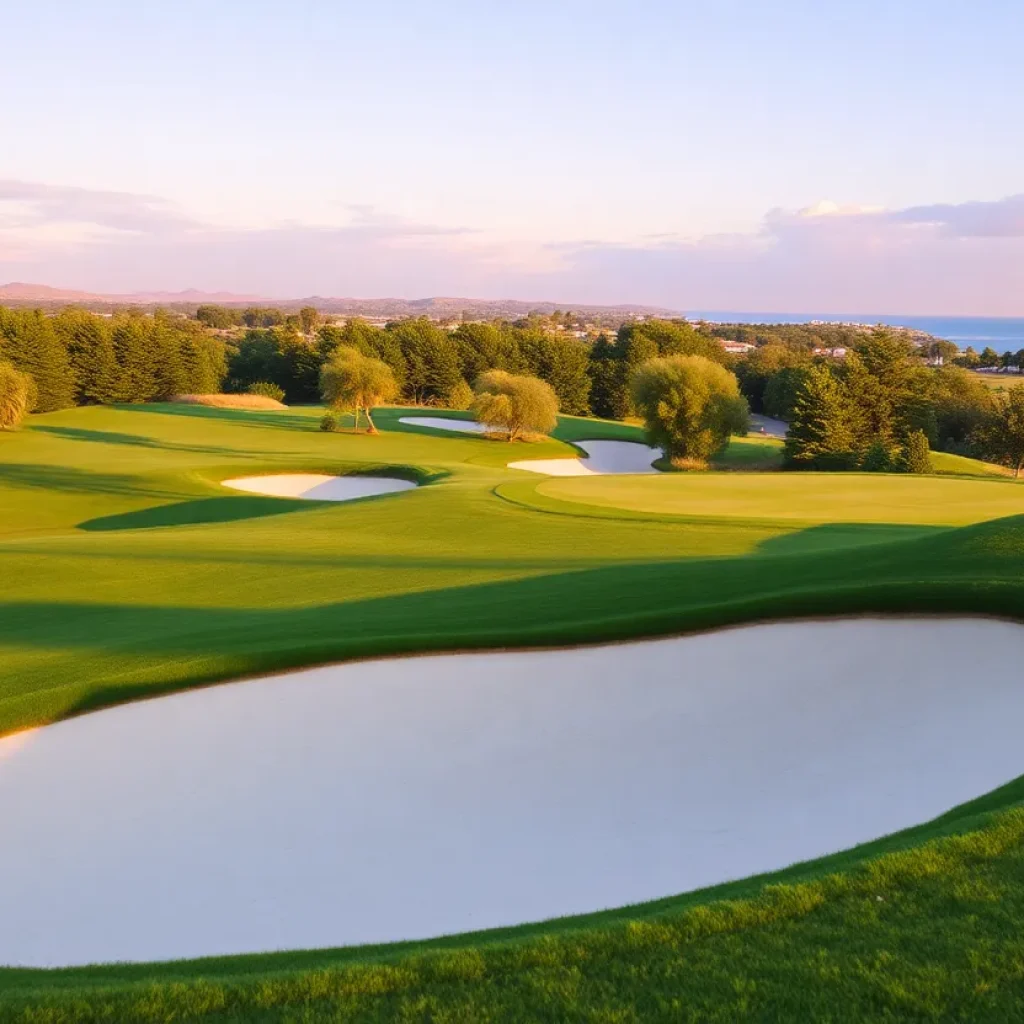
[533,471,1024,526]
[5,402,1024,1020]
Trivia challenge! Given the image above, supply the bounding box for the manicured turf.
[534,472,1024,525]
[3,402,1024,1020]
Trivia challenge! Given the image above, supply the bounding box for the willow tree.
[471,369,558,441]
[0,362,32,430]
[319,347,398,432]
[631,354,749,466]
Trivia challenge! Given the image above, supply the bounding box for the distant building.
[813,347,848,359]
[719,341,755,354]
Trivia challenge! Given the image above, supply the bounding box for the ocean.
[687,312,1024,354]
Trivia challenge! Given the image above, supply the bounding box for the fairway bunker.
[398,417,660,474]
[3,617,1024,967]
[221,473,416,501]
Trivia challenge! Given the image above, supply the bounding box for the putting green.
[535,472,1024,526]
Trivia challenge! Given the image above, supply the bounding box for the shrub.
[901,430,933,474]
[246,381,286,403]
[0,361,32,430]
[319,413,337,432]
[320,347,398,432]
[470,370,558,441]
[861,440,896,473]
[445,379,474,411]
[630,355,749,464]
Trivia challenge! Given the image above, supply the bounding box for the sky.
[2,0,1022,314]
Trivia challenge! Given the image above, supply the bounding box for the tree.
[974,385,1024,477]
[784,365,863,470]
[471,370,558,441]
[52,307,120,404]
[901,430,933,474]
[630,355,749,465]
[298,306,320,336]
[735,344,812,413]
[195,305,237,329]
[930,366,994,451]
[320,347,398,432]
[0,361,32,429]
[762,365,811,422]
[0,309,76,411]
[979,346,1001,368]
[387,319,464,404]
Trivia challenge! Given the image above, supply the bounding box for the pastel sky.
[2,0,1022,313]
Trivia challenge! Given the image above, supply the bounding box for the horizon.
[3,1,1022,315]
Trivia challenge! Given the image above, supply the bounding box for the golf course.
[3,401,1024,1021]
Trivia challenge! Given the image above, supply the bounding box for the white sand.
[398,416,489,434]
[2,617,1023,967]
[221,474,416,501]
[509,439,661,476]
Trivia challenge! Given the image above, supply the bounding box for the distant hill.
[0,282,678,319]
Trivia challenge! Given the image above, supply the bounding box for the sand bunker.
[2,617,1023,967]
[221,474,416,501]
[399,416,489,434]
[509,439,661,476]
[399,417,660,475]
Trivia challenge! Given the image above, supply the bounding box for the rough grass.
[171,394,288,410]
[5,402,1024,1019]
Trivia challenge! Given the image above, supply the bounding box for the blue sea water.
[687,312,1024,353]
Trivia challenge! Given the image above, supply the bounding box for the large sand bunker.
[222,474,416,501]
[2,617,1023,967]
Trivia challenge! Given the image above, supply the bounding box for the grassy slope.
[4,404,1024,1019]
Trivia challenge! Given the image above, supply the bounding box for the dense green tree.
[736,344,813,413]
[930,366,994,451]
[974,385,1024,477]
[110,314,157,403]
[630,355,748,465]
[195,305,238,329]
[471,369,558,440]
[386,319,464,404]
[0,308,76,411]
[52,308,120,404]
[0,361,32,429]
[762,365,812,422]
[784,365,863,470]
[979,346,1001,368]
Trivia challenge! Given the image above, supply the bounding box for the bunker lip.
[3,616,1023,968]
[220,473,417,502]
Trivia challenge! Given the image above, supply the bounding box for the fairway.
[535,471,1024,525]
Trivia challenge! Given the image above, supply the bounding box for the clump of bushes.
[246,381,286,403]
[320,413,338,432]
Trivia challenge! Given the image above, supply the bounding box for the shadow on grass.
[756,522,947,556]
[78,496,321,532]
[0,463,186,499]
[117,403,321,432]
[30,426,278,458]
